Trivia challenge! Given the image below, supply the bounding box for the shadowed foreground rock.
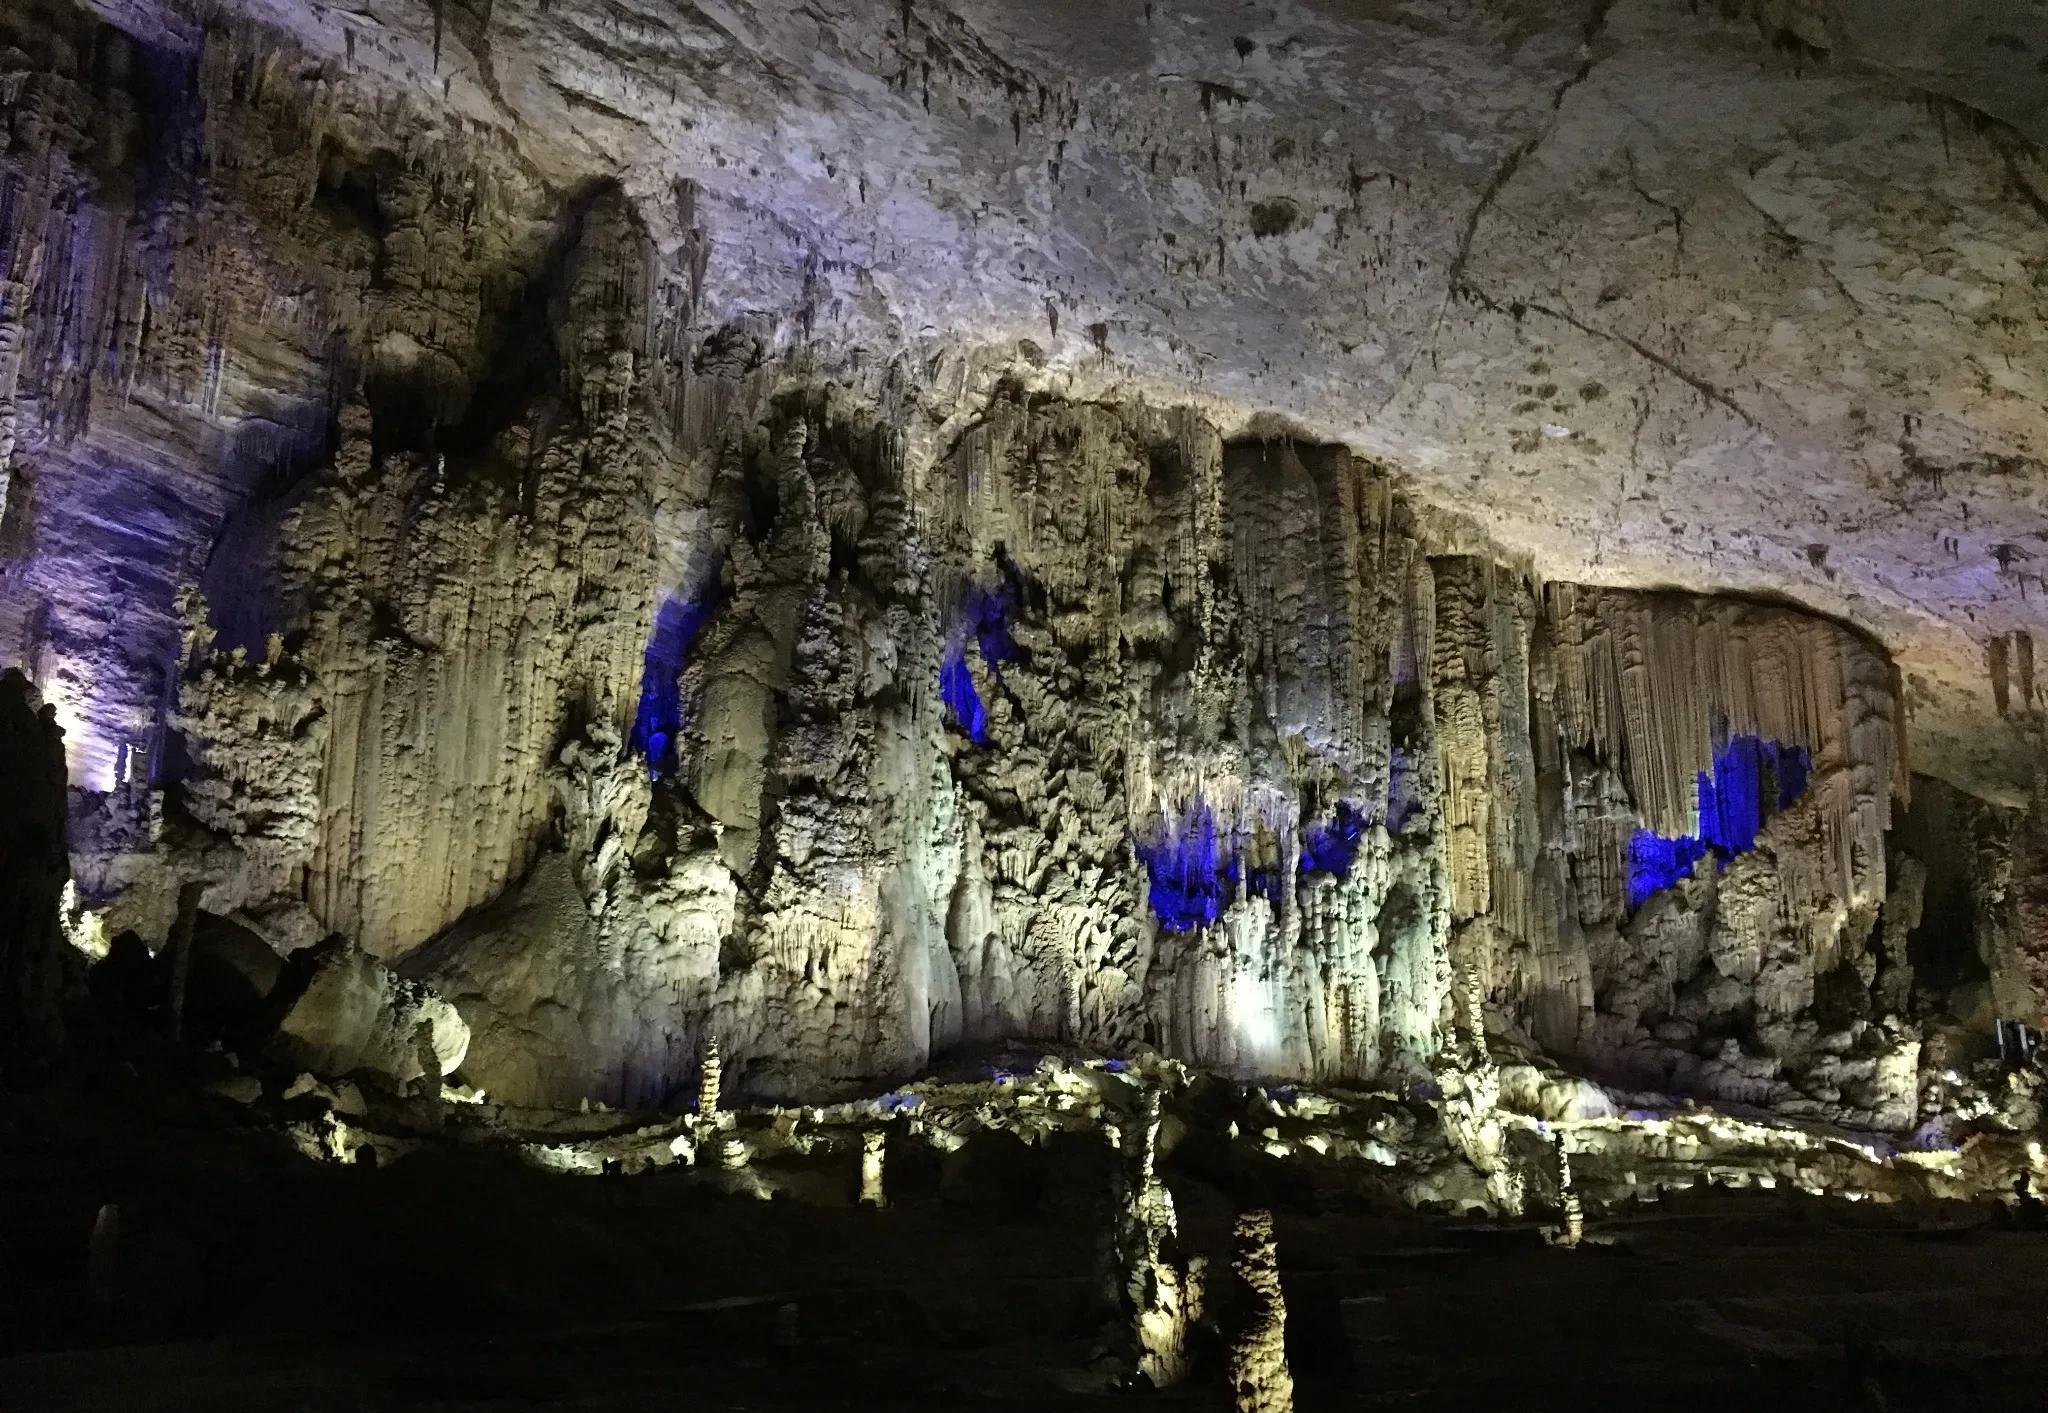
[0,668,68,1052]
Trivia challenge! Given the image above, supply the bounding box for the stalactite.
[57,342,1932,1119]
[0,270,34,533]
[1544,585,1901,914]
[1432,558,1496,929]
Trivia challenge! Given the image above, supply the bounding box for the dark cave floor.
[2,1055,2043,1412]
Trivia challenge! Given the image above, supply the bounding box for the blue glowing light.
[1626,832,1713,904]
[940,571,1024,745]
[964,581,1020,666]
[940,643,988,744]
[1137,796,1238,931]
[1301,800,1369,876]
[631,592,717,778]
[1624,734,1812,908]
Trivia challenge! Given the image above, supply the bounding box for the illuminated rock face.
[0,0,2038,1116]
[97,371,1921,1114]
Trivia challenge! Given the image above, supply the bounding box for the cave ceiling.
[61,0,2048,800]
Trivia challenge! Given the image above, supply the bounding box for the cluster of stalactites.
[938,567,1023,746]
[1545,585,1902,907]
[1225,440,1416,772]
[630,585,720,779]
[936,397,1232,728]
[1624,734,1813,909]
[1133,793,1373,932]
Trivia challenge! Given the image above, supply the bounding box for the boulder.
[268,938,469,1093]
[183,911,287,1050]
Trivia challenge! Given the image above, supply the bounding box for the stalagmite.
[696,1037,723,1128]
[1437,962,1525,1215]
[87,1204,120,1305]
[1228,1210,1293,1413]
[1104,1086,1206,1390]
[165,883,203,1043]
[859,1129,887,1208]
[1545,1133,1584,1249]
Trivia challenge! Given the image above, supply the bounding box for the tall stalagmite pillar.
[859,1128,887,1207]
[1228,1209,1293,1413]
[697,1035,723,1121]
[1545,1131,1584,1249]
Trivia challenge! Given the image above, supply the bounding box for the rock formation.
[1545,1131,1586,1250]
[858,1127,887,1209]
[1227,1209,1293,1413]
[0,0,2041,1142]
[268,938,470,1094]
[0,666,68,1050]
[1106,1082,1206,1389]
[8,8,2048,1409]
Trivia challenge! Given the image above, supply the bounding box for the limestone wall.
[0,0,2018,1126]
